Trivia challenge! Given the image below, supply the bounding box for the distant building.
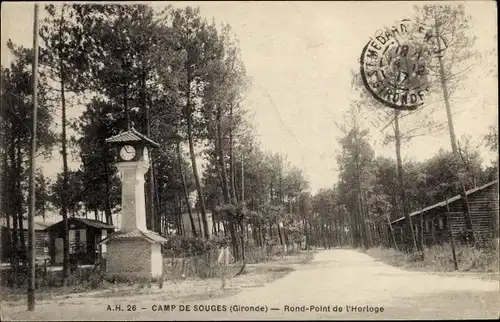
[0,218,51,263]
[181,211,214,238]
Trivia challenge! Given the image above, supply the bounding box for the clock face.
[120,145,136,161]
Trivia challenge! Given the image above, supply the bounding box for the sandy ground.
[2,249,499,320]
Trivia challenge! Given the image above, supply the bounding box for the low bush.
[162,243,311,281]
[367,243,499,273]
[162,235,227,258]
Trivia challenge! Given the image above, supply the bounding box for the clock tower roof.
[105,127,160,148]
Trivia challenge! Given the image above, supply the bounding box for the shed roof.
[74,218,115,229]
[105,127,160,148]
[98,228,168,245]
[392,180,499,224]
[44,217,114,230]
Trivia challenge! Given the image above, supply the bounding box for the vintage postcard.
[1,1,498,320]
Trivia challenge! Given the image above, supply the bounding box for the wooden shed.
[391,180,499,248]
[45,218,115,266]
[0,219,51,264]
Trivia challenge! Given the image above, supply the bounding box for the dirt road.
[3,249,499,320]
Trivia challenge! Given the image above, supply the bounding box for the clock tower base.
[104,230,164,280]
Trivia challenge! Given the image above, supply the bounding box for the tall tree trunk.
[0,89,6,234]
[276,158,285,249]
[326,221,330,249]
[372,224,376,247]
[391,186,399,222]
[228,106,245,263]
[261,226,266,248]
[364,191,372,247]
[269,182,274,206]
[123,82,130,129]
[350,209,358,248]
[236,153,247,275]
[336,219,341,247]
[435,25,475,243]
[241,155,245,203]
[60,59,70,279]
[236,220,246,274]
[222,220,228,238]
[394,110,418,252]
[229,103,238,202]
[9,139,19,274]
[40,176,46,222]
[211,208,218,235]
[185,77,209,238]
[306,216,312,249]
[154,165,162,234]
[103,154,112,226]
[340,216,345,246]
[278,155,283,204]
[197,212,203,236]
[15,142,26,265]
[176,193,183,236]
[357,181,368,249]
[252,225,258,246]
[215,105,238,258]
[353,126,368,249]
[2,140,13,266]
[176,141,197,238]
[217,215,222,235]
[142,73,156,232]
[277,218,284,247]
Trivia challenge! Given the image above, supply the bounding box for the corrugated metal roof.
[392,180,499,224]
[105,127,160,148]
[74,218,114,229]
[98,228,168,245]
[43,217,114,230]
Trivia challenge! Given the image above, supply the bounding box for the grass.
[84,265,294,301]
[1,248,314,306]
[366,243,499,276]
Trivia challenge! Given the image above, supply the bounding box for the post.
[27,2,40,311]
[386,214,398,251]
[420,212,425,259]
[445,199,459,271]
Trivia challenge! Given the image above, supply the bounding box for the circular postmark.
[360,19,438,110]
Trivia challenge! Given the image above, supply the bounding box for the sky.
[1,1,498,196]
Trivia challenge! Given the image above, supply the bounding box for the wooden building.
[0,219,51,263]
[45,218,115,266]
[391,180,499,248]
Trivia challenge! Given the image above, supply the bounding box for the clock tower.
[107,127,157,230]
[100,127,167,279]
